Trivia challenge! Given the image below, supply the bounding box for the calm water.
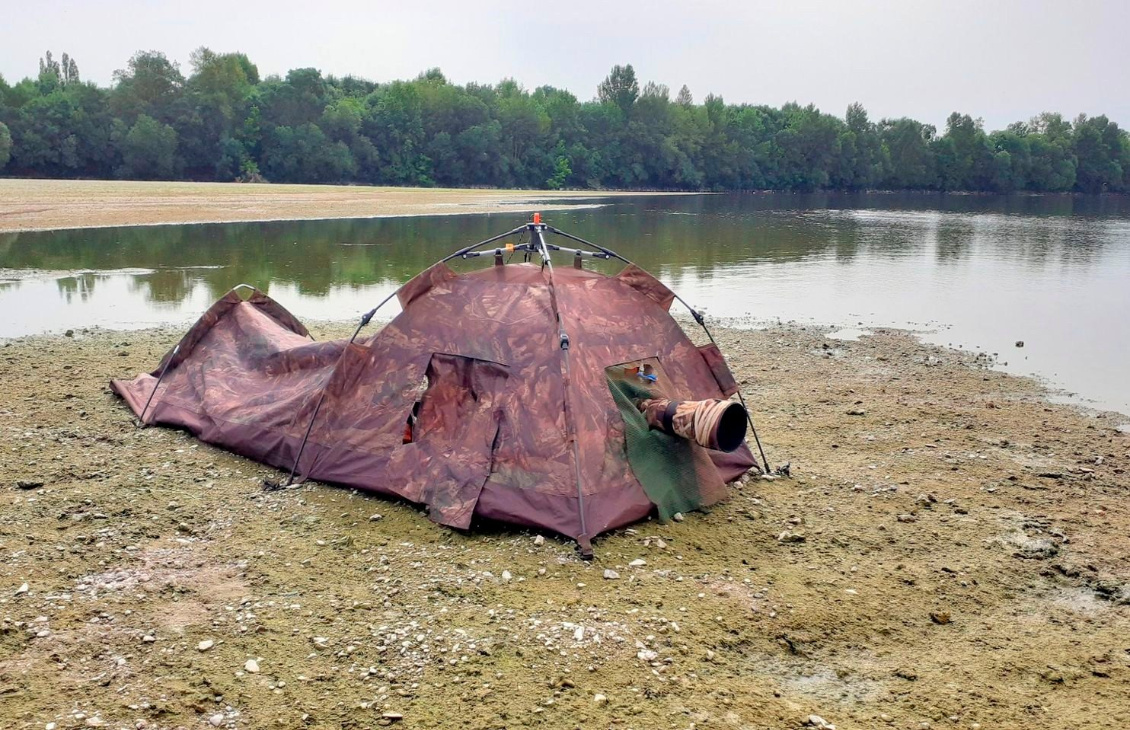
[2,192,1129,415]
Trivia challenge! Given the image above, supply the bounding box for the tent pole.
[545,225,773,475]
[137,343,180,427]
[530,221,593,559]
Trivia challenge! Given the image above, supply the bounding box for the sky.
[2,0,1127,131]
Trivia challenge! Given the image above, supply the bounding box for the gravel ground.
[0,321,1127,730]
[0,179,666,233]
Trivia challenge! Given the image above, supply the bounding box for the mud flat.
[0,179,671,233]
[0,322,1127,729]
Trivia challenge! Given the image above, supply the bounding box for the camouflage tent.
[112,221,761,555]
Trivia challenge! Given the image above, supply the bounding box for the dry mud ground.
[0,323,1127,730]
[0,179,660,233]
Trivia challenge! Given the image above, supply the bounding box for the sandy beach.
[0,319,1126,729]
[0,179,670,233]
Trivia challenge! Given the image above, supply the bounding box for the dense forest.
[1,49,1128,193]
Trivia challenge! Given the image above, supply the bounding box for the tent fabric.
[111,261,758,545]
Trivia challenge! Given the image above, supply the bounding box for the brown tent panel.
[112,224,760,554]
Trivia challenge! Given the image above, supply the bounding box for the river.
[1,192,1128,415]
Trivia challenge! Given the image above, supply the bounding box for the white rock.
[654,538,667,549]
[593,693,608,705]
[637,649,658,662]
[533,534,545,546]
[672,512,685,522]
[209,714,224,727]
[501,570,512,582]
[85,718,105,728]
[369,513,383,521]
[245,659,260,673]
[312,636,329,648]
[46,724,56,730]
[198,639,214,651]
[628,559,646,567]
[603,569,620,580]
[141,634,156,643]
[15,583,28,596]
[808,715,829,728]
[574,626,584,641]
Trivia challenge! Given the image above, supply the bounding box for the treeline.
[1,50,1128,193]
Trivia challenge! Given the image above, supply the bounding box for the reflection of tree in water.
[129,269,197,305]
[2,193,1125,308]
[934,217,977,263]
[934,212,1115,270]
[56,272,99,303]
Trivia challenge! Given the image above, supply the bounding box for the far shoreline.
[4,178,1126,234]
[0,178,693,234]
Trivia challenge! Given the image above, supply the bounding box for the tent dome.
[112,225,760,555]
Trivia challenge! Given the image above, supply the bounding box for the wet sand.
[0,322,1127,729]
[0,179,672,233]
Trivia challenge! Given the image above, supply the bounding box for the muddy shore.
[0,322,1127,730]
[0,180,669,233]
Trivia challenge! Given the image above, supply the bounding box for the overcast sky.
[3,0,1127,131]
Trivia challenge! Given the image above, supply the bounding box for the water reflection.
[1,192,1129,413]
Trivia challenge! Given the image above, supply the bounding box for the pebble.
[777,530,806,543]
[603,569,620,580]
[382,712,404,721]
[245,659,260,673]
[198,639,214,652]
[628,559,646,567]
[501,570,512,582]
[593,693,608,705]
[369,514,383,521]
[672,513,685,522]
[637,649,658,661]
[15,583,28,596]
[533,535,545,546]
[85,719,105,728]
[208,714,224,727]
[142,634,156,643]
[46,724,56,730]
[897,514,917,523]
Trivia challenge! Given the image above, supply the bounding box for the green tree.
[935,113,992,190]
[120,113,178,178]
[112,51,185,122]
[597,64,639,115]
[880,118,936,189]
[0,121,11,170]
[1073,115,1127,193]
[836,103,882,189]
[261,123,354,183]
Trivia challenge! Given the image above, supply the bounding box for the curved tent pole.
[273,225,529,490]
[137,343,180,427]
[529,221,594,558]
[545,225,772,475]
